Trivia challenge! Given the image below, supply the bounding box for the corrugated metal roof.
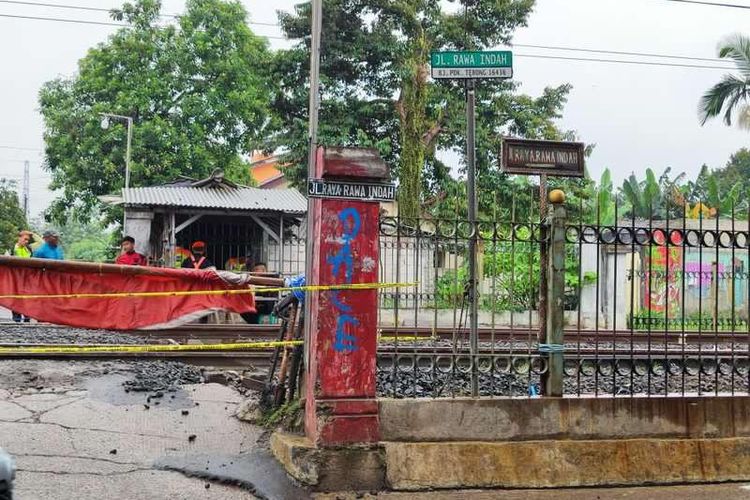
[121,185,307,214]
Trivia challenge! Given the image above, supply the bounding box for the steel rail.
[1,345,746,363]
[3,323,749,345]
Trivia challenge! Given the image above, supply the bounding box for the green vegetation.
[272,0,571,219]
[0,180,28,254]
[31,213,115,262]
[39,0,272,223]
[699,33,750,129]
[587,162,747,223]
[431,240,597,313]
[260,398,304,433]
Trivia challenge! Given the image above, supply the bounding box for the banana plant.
[621,168,661,219]
[595,168,616,225]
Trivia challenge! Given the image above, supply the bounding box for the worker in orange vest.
[180,241,216,270]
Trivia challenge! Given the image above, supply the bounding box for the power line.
[513,43,730,65]
[0,12,287,38]
[0,0,124,14]
[0,0,281,26]
[0,12,124,26]
[657,0,750,9]
[514,52,733,70]
[0,6,741,73]
[0,3,743,63]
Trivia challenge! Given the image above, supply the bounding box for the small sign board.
[431,50,513,79]
[501,138,585,177]
[308,179,396,202]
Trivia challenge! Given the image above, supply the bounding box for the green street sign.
[430,50,513,79]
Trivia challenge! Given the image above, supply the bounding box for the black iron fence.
[377,202,750,399]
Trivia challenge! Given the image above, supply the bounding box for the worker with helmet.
[180,241,216,270]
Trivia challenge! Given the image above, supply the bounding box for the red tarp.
[0,256,261,330]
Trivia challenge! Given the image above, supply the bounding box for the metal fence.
[173,215,306,279]
[376,202,750,399]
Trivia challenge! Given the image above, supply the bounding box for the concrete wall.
[377,308,597,329]
[123,210,153,255]
[274,397,750,491]
[379,396,750,442]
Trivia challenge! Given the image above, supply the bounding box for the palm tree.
[699,34,750,128]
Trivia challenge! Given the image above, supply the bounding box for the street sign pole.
[431,50,514,397]
[305,0,323,377]
[499,137,585,396]
[466,78,479,397]
[538,174,548,367]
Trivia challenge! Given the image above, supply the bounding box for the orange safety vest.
[190,255,206,269]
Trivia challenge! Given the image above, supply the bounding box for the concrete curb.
[384,437,750,490]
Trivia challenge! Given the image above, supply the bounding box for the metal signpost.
[431,50,513,395]
[500,137,585,396]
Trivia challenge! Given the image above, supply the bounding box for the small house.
[102,170,307,276]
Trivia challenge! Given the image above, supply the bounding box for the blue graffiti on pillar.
[327,207,361,352]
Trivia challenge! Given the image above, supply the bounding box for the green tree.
[699,33,750,128]
[271,0,571,218]
[0,180,28,253]
[711,148,750,197]
[39,0,274,223]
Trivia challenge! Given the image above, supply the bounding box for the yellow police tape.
[0,281,418,300]
[0,337,442,355]
[0,340,304,354]
[378,336,436,342]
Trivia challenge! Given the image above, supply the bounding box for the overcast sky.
[1,0,749,217]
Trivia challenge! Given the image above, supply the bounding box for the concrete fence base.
[272,396,750,492]
[384,437,750,490]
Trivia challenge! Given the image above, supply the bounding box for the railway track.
[0,323,747,371]
[1,344,747,371]
[4,322,749,344]
[136,324,750,345]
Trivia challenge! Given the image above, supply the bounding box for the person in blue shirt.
[33,230,64,260]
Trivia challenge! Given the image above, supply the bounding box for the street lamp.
[100,113,133,189]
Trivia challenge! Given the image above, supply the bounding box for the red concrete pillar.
[304,147,391,446]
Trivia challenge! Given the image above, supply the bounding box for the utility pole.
[125,117,133,190]
[305,0,323,369]
[100,113,133,190]
[466,78,479,397]
[100,112,134,232]
[22,160,30,220]
[307,0,322,176]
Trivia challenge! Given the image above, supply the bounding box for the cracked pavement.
[0,360,260,499]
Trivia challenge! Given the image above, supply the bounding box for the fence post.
[304,147,387,446]
[544,189,566,397]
